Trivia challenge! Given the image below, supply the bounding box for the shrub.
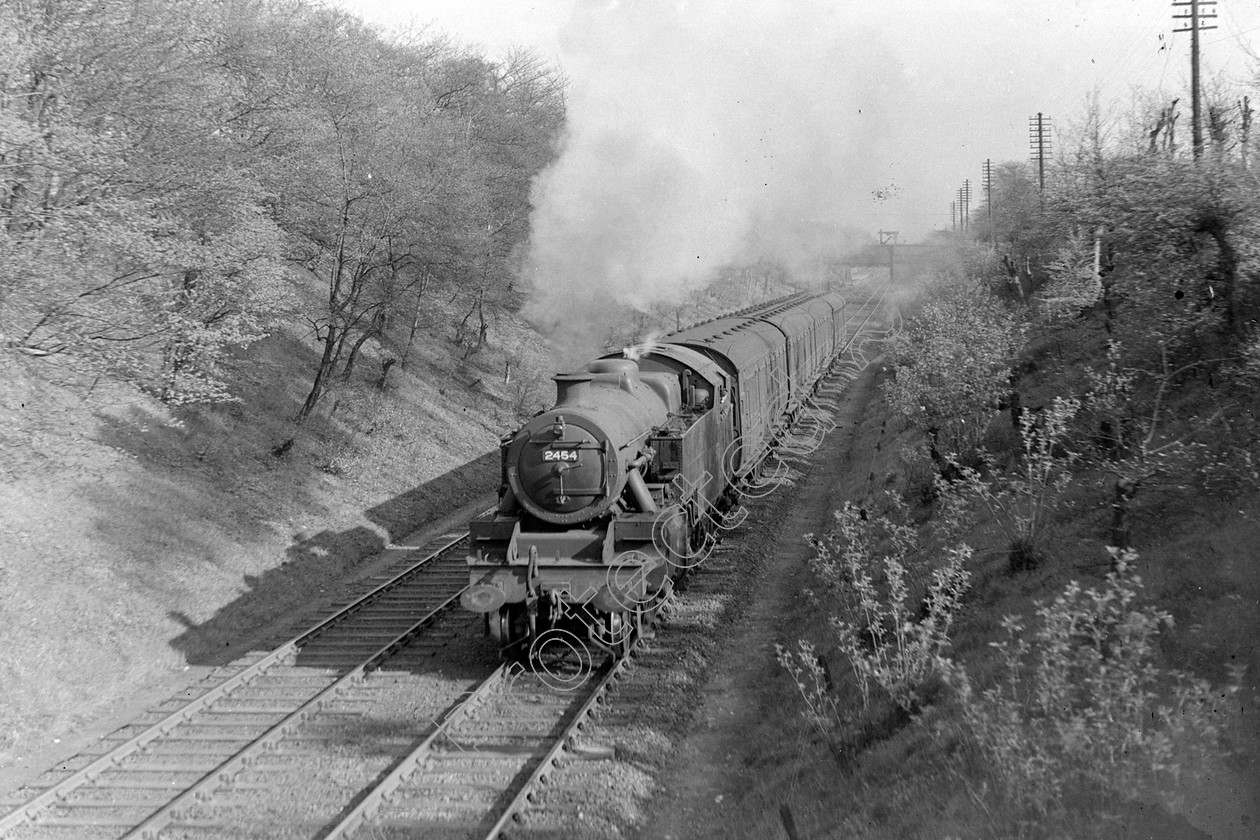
[775,638,841,740]
[1037,230,1103,319]
[806,499,972,712]
[882,273,1026,466]
[1085,341,1213,549]
[953,549,1228,824]
[939,395,1080,571]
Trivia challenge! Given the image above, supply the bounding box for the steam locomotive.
[461,289,856,655]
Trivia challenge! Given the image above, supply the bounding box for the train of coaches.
[460,289,859,654]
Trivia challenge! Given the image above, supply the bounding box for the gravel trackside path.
[634,358,883,840]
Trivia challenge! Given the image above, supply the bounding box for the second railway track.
[0,530,487,839]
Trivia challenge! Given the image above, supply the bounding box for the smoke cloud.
[522,0,919,361]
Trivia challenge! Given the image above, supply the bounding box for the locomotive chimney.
[553,371,593,405]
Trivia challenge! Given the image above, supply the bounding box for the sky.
[337,0,1260,357]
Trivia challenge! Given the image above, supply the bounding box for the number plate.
[543,448,579,462]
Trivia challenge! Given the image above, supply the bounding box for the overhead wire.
[1205,1,1260,86]
[1205,25,1260,47]
[1156,21,1183,91]
[933,6,1165,212]
[1091,10,1175,100]
[937,3,1255,229]
[1034,24,1128,157]
[1041,6,1172,141]
[1045,2,1258,150]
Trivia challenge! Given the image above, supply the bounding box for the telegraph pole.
[962,179,972,231]
[954,184,971,233]
[982,159,994,246]
[951,200,957,232]
[1029,113,1052,190]
[1173,0,1217,160]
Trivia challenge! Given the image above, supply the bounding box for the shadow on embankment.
[165,450,499,667]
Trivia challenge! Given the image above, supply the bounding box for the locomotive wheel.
[488,604,528,649]
[590,610,634,657]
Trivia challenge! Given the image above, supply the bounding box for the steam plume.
[622,331,666,362]
[522,0,912,361]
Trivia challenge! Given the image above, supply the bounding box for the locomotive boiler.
[461,290,851,654]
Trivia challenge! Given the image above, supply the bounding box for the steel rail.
[481,651,633,840]
[0,530,469,835]
[320,663,512,840]
[839,284,888,351]
[120,584,470,840]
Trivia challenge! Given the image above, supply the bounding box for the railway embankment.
[625,313,1259,838]
[0,318,509,798]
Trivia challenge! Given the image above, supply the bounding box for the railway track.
[841,282,891,354]
[322,647,634,840]
[1,282,894,840]
[1,524,645,840]
[0,530,479,839]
